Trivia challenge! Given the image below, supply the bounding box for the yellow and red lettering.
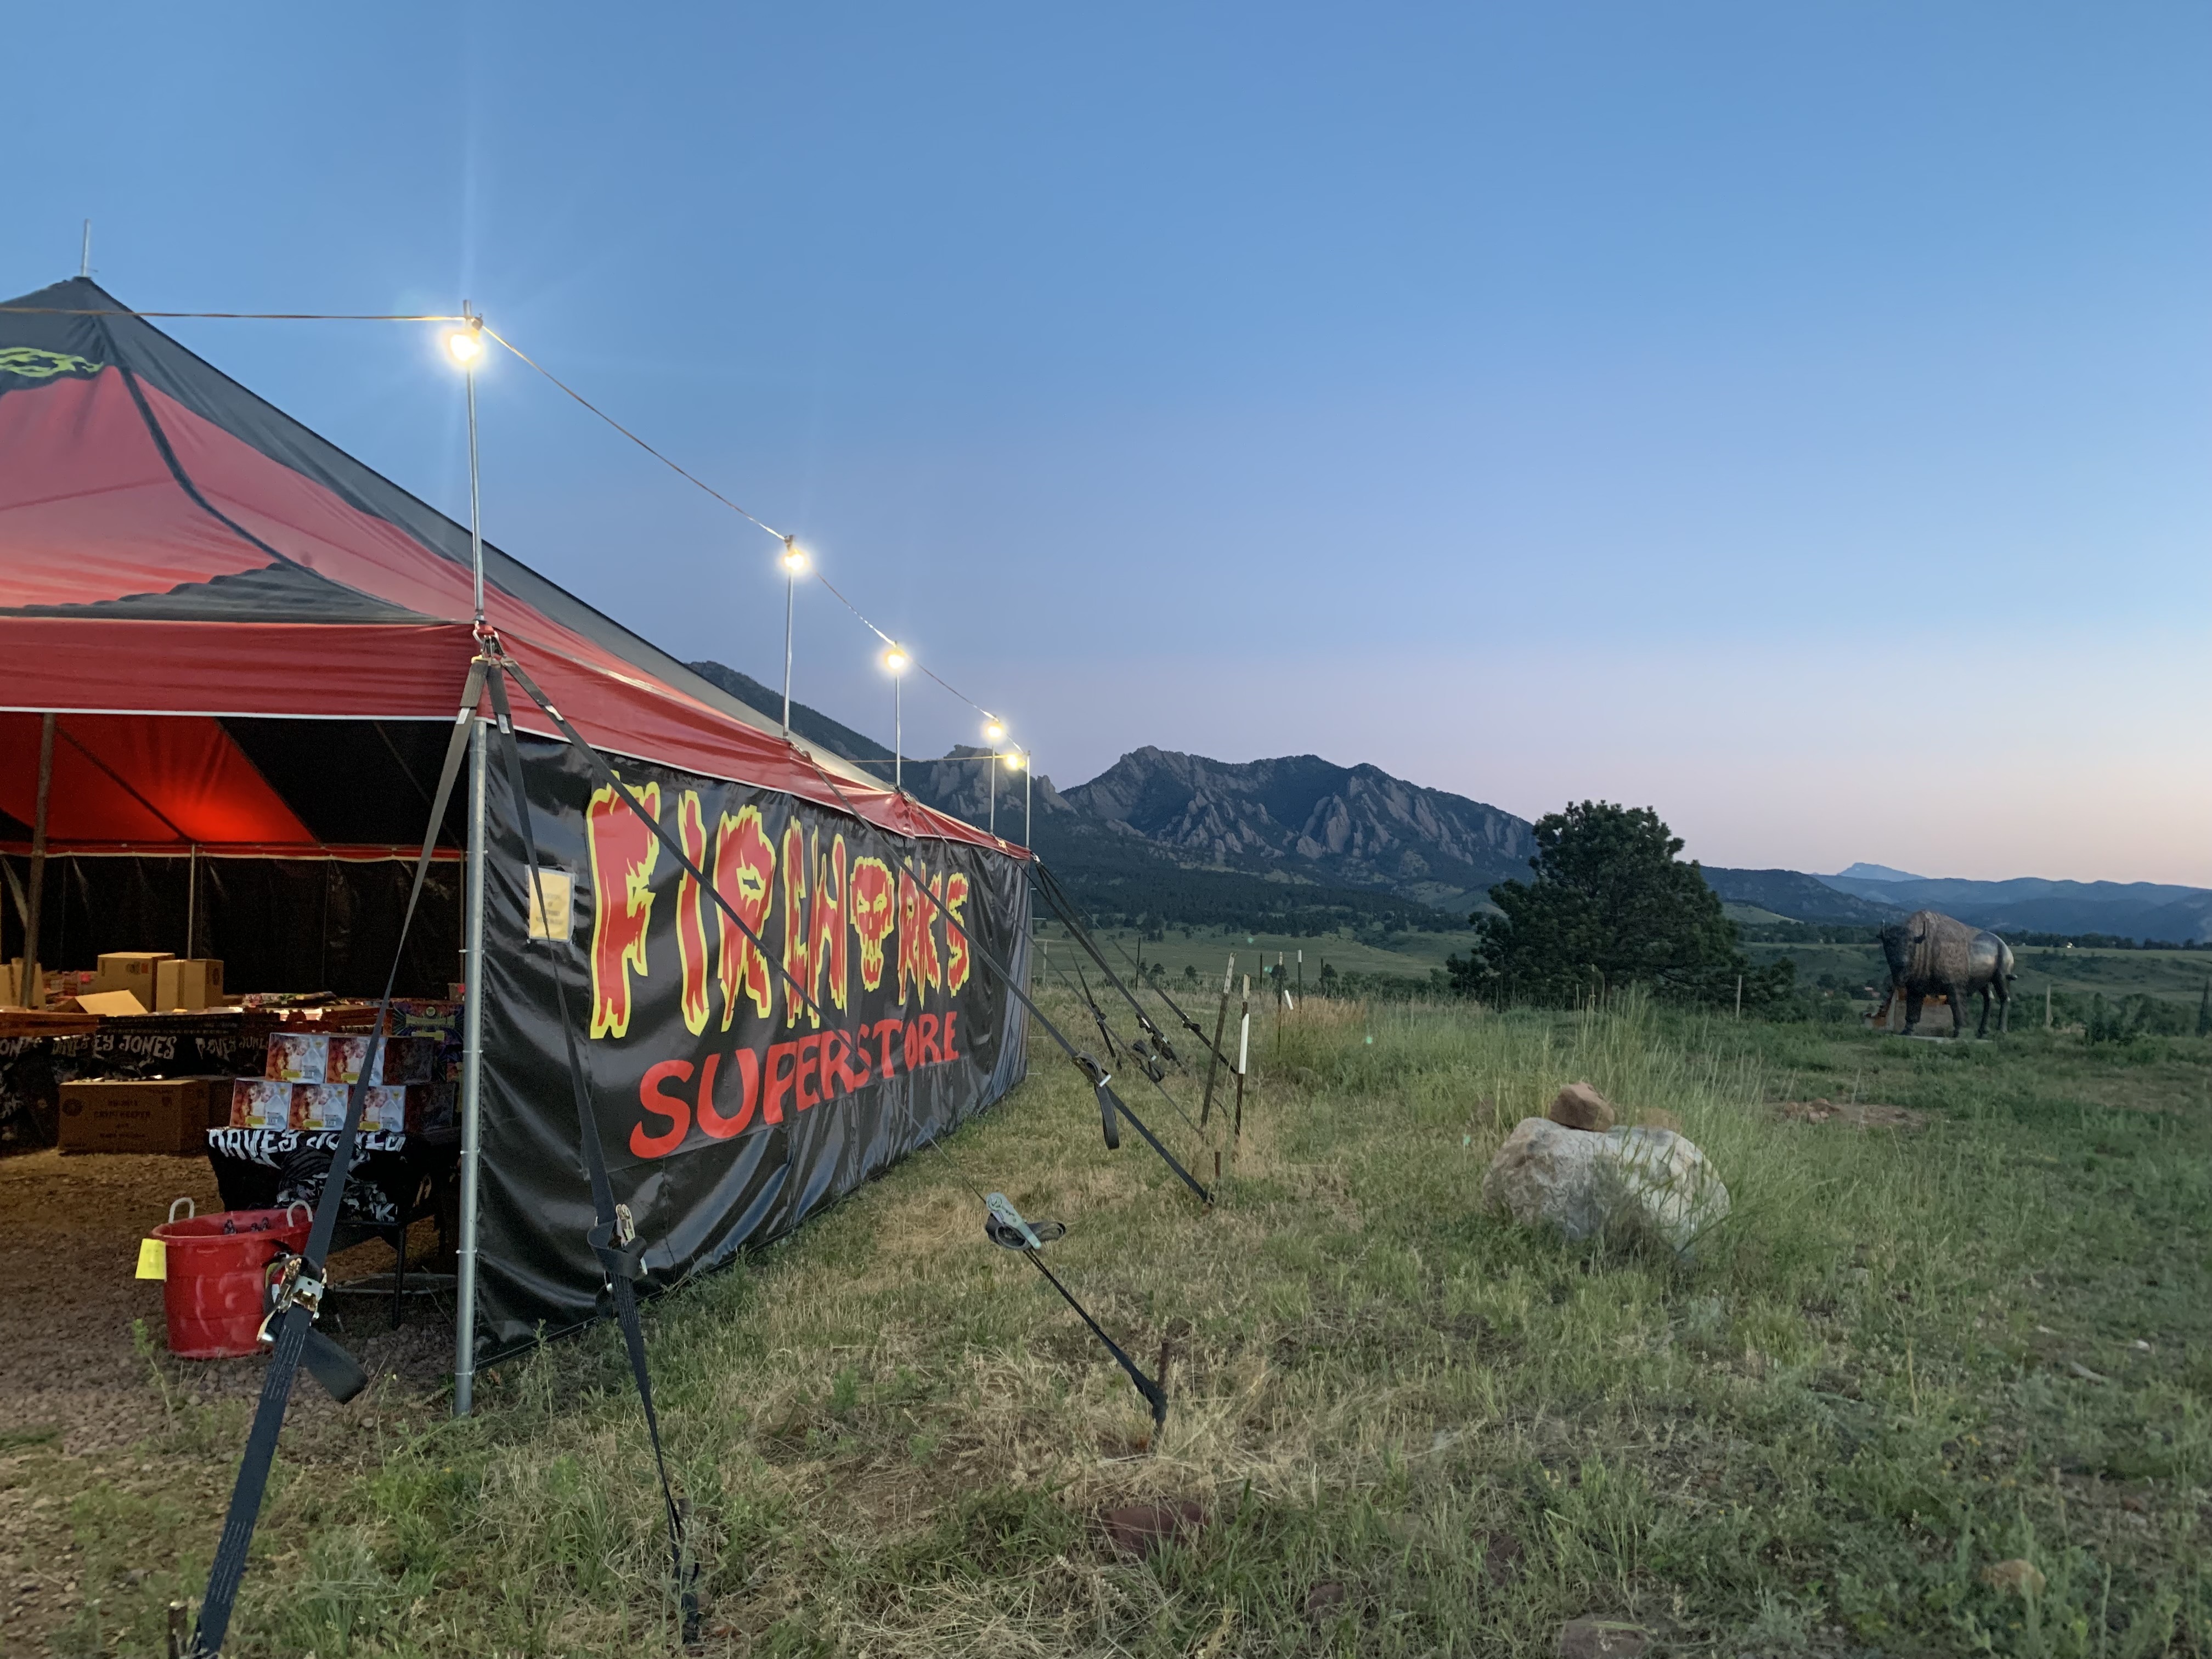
[763,1040,800,1122]
[711,805,775,1029]
[821,1028,863,1096]
[633,1058,691,1158]
[781,818,812,1028]
[873,1016,903,1079]
[695,1048,759,1138]
[810,832,848,1015]
[898,869,944,1006]
[943,871,972,994]
[586,779,661,1040]
[848,857,895,991]
[675,792,713,1036]
[793,1033,823,1109]
[940,1009,961,1061]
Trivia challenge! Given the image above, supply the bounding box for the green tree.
[2197,977,2210,1037]
[1448,800,1787,1008]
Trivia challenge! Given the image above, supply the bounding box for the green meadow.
[25,995,2212,1656]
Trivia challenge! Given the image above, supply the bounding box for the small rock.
[2068,1362,2109,1385]
[1548,1082,1616,1132]
[1558,1618,1648,1657]
[1983,1558,2046,1598]
[1640,1108,1683,1132]
[1102,1500,1206,1557]
[1483,1119,1730,1251]
[2120,1494,2148,1514]
[1303,1581,1347,1618]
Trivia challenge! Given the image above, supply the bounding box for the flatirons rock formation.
[1064,748,1534,910]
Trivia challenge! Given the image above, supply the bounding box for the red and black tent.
[2,277,1032,1376]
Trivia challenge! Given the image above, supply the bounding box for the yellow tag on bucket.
[136,1238,167,1281]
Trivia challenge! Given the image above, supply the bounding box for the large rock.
[1481,1119,1730,1251]
[1548,1081,1616,1131]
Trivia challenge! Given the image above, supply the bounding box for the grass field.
[1744,941,2212,1012]
[18,995,2212,1656]
[1036,924,1481,990]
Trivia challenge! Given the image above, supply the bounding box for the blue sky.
[10,3,2208,879]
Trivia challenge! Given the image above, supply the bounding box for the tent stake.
[454,718,489,1415]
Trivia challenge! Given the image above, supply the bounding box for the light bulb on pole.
[882,645,910,792]
[778,537,808,738]
[983,720,1006,834]
[446,301,489,1419]
[446,311,487,624]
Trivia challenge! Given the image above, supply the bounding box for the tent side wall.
[473,736,1031,1353]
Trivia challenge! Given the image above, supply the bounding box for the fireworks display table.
[204,1125,460,1325]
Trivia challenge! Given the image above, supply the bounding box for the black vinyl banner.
[476,736,1030,1353]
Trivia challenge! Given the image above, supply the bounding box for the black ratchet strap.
[191,654,487,1658]
[1031,860,1232,1072]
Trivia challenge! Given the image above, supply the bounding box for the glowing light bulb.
[446,327,482,366]
[882,645,910,675]
[1005,752,1025,770]
[781,539,808,575]
[984,721,1006,744]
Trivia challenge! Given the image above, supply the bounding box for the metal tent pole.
[20,714,54,1006]
[1023,752,1031,847]
[781,538,798,737]
[894,674,902,793]
[453,718,488,1415]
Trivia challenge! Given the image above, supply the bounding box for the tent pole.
[453,718,489,1416]
[20,714,54,1006]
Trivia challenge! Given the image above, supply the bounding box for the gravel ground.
[1,1148,458,1653]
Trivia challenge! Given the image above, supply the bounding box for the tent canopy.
[1,278,1013,857]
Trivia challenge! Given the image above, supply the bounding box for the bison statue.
[1878,909,2015,1039]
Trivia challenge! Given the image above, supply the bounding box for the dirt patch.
[1773,1098,1929,1131]
[0,1148,455,1653]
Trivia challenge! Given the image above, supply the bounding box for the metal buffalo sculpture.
[1879,909,2015,1038]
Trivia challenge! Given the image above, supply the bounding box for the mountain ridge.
[685,658,2210,941]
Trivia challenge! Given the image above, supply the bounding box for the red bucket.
[153,1202,312,1359]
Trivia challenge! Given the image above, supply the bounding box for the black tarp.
[475,737,1030,1353]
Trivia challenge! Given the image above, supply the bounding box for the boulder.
[1482,1119,1730,1252]
[1548,1081,1616,1131]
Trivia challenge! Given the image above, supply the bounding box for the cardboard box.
[230,1078,294,1130]
[59,1078,215,1154]
[93,952,172,1001]
[154,958,225,1012]
[326,1033,437,1086]
[266,1031,330,1082]
[75,989,148,1017]
[291,1083,408,1132]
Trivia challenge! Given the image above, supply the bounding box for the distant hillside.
[1066,747,1535,911]
[687,660,891,776]
[1702,868,1902,927]
[684,663,1454,933]
[685,658,2207,943]
[1816,872,2212,943]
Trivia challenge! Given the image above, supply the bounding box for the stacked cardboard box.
[232,1028,456,1133]
[59,1078,229,1154]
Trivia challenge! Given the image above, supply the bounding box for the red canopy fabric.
[0,279,1019,859]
